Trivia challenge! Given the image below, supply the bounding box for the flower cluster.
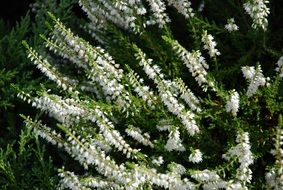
[58,169,122,189]
[168,162,187,175]
[265,125,283,190]
[165,127,186,152]
[223,132,254,187]
[127,69,157,108]
[201,30,221,58]
[24,42,77,92]
[166,0,194,18]
[242,65,269,97]
[243,0,270,30]
[44,15,132,112]
[152,156,164,166]
[134,46,199,136]
[57,170,84,190]
[146,0,170,28]
[26,117,199,189]
[164,37,213,91]
[226,90,240,116]
[79,0,141,33]
[173,78,201,112]
[191,169,220,182]
[20,1,283,189]
[275,56,283,77]
[125,126,154,148]
[19,91,139,158]
[224,18,239,32]
[189,149,203,163]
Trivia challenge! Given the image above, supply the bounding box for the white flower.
[136,48,199,136]
[126,126,154,147]
[226,90,240,116]
[265,128,283,189]
[225,18,239,32]
[201,30,220,58]
[191,169,219,182]
[166,0,194,18]
[169,163,187,175]
[223,132,254,185]
[243,0,270,30]
[242,65,268,97]
[275,56,283,77]
[165,128,186,152]
[174,78,201,112]
[242,66,256,80]
[58,170,84,190]
[146,0,170,28]
[166,38,214,91]
[198,0,205,12]
[189,149,203,163]
[152,156,164,166]
[226,182,243,190]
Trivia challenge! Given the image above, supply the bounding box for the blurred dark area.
[0,0,34,26]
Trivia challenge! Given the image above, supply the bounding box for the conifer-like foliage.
[20,0,282,189]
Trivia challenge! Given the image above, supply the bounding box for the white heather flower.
[160,91,199,136]
[166,0,194,18]
[126,126,154,148]
[242,66,256,80]
[24,92,138,157]
[165,128,186,152]
[156,124,172,131]
[169,163,187,175]
[275,56,283,77]
[266,128,283,189]
[58,170,84,190]
[46,20,132,111]
[223,132,254,186]
[185,52,208,86]
[242,65,268,97]
[243,0,270,30]
[145,0,170,28]
[265,169,283,190]
[127,70,157,108]
[201,30,220,58]
[136,48,199,136]
[189,149,203,163]
[225,182,244,190]
[226,90,240,116]
[80,176,121,189]
[225,18,239,32]
[198,0,205,12]
[165,37,214,91]
[191,169,220,182]
[26,46,77,92]
[136,7,147,15]
[152,156,164,166]
[265,170,277,189]
[174,78,201,112]
[203,180,227,190]
[80,0,141,32]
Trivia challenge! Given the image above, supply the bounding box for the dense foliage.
[1,0,283,189]
[0,0,76,188]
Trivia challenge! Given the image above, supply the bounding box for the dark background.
[0,0,34,25]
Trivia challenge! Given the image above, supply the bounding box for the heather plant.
[19,0,283,189]
[0,0,77,188]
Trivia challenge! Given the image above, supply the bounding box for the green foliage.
[0,123,58,189]
[1,0,283,189]
[0,0,77,189]
[19,0,283,188]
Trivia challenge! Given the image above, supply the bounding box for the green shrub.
[0,0,77,189]
[20,0,282,189]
